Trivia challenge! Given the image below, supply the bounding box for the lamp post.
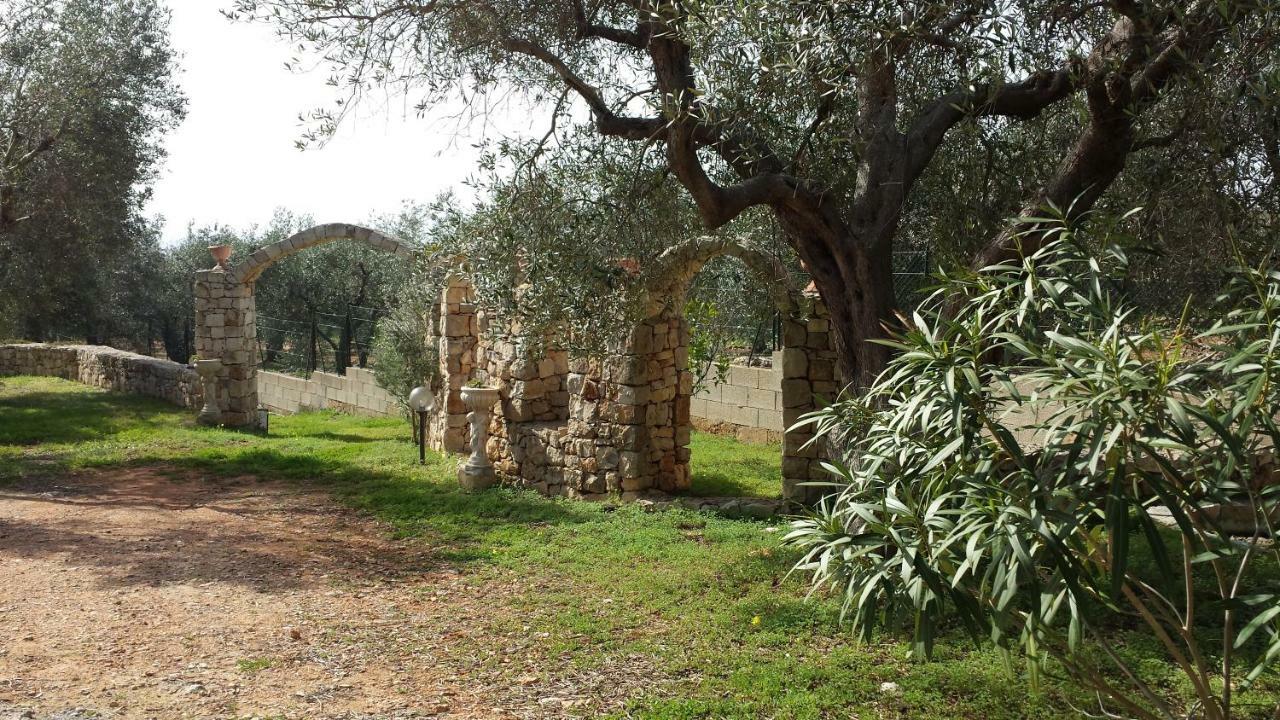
[408,386,435,464]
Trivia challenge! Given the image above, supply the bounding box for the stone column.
[193,267,258,427]
[779,293,840,505]
[431,276,476,453]
[604,308,692,496]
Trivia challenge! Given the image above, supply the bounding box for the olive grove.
[0,0,185,343]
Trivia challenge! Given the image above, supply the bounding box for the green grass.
[236,657,275,673]
[687,430,782,498]
[3,375,1279,718]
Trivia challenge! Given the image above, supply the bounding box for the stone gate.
[192,223,416,426]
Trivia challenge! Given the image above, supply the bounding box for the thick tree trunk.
[778,206,897,392]
[807,244,895,392]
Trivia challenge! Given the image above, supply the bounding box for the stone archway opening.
[192,223,417,427]
[634,237,841,505]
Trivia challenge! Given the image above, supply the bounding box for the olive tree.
[0,0,185,342]
[227,0,1275,389]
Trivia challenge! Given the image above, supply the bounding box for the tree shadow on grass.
[4,420,600,588]
[687,466,783,498]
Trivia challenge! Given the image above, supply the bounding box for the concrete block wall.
[691,352,785,437]
[257,367,398,417]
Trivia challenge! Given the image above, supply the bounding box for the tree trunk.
[778,206,897,392]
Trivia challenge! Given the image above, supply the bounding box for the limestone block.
[729,365,759,388]
[782,320,807,347]
[702,400,729,422]
[810,359,835,381]
[646,403,671,426]
[728,405,759,428]
[747,387,777,410]
[782,455,812,478]
[628,325,653,355]
[695,383,720,402]
[782,379,812,408]
[782,349,808,379]
[758,409,784,431]
[615,384,648,405]
[812,380,839,397]
[690,397,708,418]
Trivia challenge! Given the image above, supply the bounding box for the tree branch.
[572,0,648,48]
[502,35,664,141]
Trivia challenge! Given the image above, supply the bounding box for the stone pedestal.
[194,359,223,425]
[458,386,501,491]
[458,463,497,491]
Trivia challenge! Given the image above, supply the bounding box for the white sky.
[149,1,531,245]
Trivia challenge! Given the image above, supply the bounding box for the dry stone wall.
[258,367,398,417]
[189,227,840,506]
[425,282,833,504]
[777,295,842,505]
[0,343,202,407]
[471,308,692,498]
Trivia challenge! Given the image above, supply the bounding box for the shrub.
[786,216,1280,719]
[370,263,441,410]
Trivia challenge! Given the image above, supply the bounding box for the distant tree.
[0,0,185,342]
[230,0,1277,389]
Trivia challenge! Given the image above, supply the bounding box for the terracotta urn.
[208,244,233,269]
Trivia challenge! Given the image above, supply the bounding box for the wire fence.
[701,250,936,363]
[256,303,387,378]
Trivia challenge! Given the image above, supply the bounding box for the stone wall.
[473,308,692,498]
[691,353,785,443]
[777,296,842,505]
[0,343,202,408]
[424,281,834,504]
[189,228,840,506]
[257,367,398,417]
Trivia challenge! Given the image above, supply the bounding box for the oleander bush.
[787,215,1280,719]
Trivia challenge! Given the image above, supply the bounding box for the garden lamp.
[408,386,435,465]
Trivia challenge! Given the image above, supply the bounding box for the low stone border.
[0,343,201,408]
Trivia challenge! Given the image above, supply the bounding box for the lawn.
[687,430,782,498]
[3,375,1279,718]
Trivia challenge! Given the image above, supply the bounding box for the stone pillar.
[780,293,840,505]
[605,308,691,495]
[430,276,476,453]
[193,267,258,427]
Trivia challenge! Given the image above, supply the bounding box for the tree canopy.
[0,0,185,343]
[231,0,1279,387]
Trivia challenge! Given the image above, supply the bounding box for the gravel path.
[0,468,529,719]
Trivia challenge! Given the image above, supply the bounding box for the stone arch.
[192,223,417,427]
[230,223,417,284]
[636,235,840,504]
